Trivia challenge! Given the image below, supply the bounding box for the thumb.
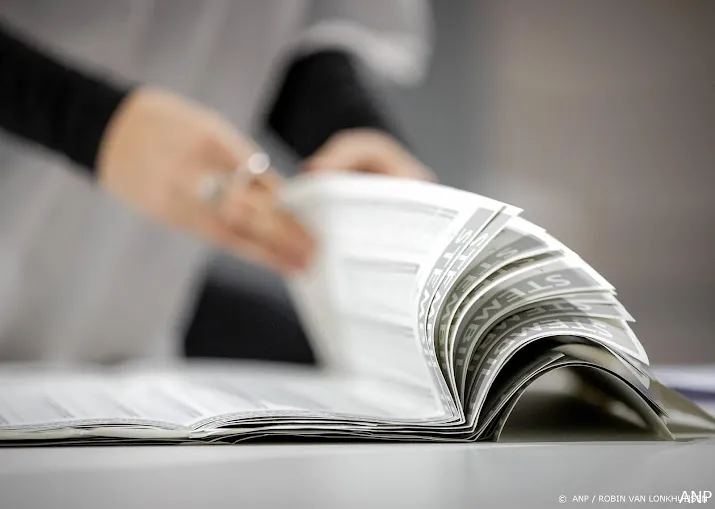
[301,155,346,174]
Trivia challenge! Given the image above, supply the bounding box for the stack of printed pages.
[1,173,714,444]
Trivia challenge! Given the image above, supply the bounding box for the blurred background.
[394,0,715,363]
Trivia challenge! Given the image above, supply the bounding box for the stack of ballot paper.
[1,173,714,444]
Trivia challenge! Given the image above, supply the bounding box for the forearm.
[0,21,129,174]
[266,49,403,158]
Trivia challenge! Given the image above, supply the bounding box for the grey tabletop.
[1,439,714,509]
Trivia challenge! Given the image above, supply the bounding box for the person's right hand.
[96,87,315,274]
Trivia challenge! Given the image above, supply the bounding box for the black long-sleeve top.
[0,20,398,170]
[0,22,128,170]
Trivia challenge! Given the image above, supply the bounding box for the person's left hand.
[301,129,436,181]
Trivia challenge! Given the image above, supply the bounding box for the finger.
[223,134,284,191]
[183,157,280,218]
[219,185,315,270]
[182,166,308,273]
[201,125,282,192]
[189,206,301,274]
[304,135,389,173]
[244,207,316,270]
[236,167,282,195]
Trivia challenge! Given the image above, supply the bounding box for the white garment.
[0,0,431,363]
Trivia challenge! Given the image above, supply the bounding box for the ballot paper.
[1,172,714,444]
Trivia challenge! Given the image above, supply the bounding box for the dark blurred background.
[238,0,713,364]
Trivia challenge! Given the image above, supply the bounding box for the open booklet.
[1,173,714,444]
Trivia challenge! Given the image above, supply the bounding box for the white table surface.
[1,439,714,509]
[1,365,713,509]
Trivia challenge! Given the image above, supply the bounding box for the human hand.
[96,87,315,273]
[301,128,435,181]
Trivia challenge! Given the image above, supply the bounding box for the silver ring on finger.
[234,152,270,188]
[196,172,232,207]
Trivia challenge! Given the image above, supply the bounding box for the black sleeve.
[0,21,130,174]
[266,49,403,158]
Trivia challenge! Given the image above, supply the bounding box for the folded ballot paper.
[1,173,714,445]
